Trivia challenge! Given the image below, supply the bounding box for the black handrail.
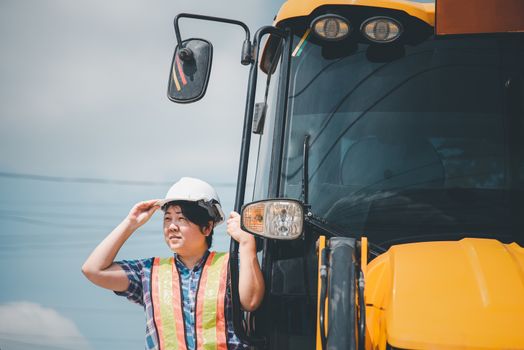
[230,25,287,347]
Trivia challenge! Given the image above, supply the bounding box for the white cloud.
[0,302,91,350]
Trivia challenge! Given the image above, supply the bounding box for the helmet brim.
[156,198,224,227]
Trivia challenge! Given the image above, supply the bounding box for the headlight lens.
[311,15,350,41]
[361,17,402,43]
[242,199,304,240]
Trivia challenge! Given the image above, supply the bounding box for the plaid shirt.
[115,251,247,350]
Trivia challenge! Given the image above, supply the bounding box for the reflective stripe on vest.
[151,252,229,350]
[151,257,186,350]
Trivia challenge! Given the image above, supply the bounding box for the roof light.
[361,17,402,43]
[241,199,304,240]
[311,15,350,41]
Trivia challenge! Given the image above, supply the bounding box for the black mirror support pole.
[230,26,286,347]
[174,13,252,65]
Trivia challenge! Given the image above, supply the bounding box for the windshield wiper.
[301,134,310,204]
[301,132,385,256]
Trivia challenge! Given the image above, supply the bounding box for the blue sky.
[0,1,281,349]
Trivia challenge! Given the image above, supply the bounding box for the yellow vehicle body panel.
[275,0,435,27]
[365,238,524,350]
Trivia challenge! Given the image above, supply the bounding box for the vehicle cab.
[167,1,524,349]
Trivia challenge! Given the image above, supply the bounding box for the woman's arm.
[81,199,159,292]
[227,212,265,312]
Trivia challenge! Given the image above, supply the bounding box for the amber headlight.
[241,199,304,240]
[361,17,402,43]
[311,14,350,41]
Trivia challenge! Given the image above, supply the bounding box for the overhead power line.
[0,209,122,220]
[0,332,142,345]
[0,171,236,187]
[0,214,110,229]
[0,171,170,186]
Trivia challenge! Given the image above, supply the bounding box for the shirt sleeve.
[113,258,149,306]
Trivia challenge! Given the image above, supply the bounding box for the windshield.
[282,33,524,247]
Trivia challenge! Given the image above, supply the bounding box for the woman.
[82,177,264,350]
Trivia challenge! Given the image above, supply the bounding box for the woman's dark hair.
[162,200,214,248]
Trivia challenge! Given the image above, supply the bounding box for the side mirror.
[167,39,213,104]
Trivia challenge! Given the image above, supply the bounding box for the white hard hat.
[156,177,225,226]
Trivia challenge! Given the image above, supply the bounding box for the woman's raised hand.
[126,199,161,229]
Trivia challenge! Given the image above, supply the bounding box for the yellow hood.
[365,238,524,350]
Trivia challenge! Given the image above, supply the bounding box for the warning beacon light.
[311,14,351,41]
[361,17,403,43]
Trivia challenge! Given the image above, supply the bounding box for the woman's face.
[162,205,210,255]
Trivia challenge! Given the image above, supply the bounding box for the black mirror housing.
[167,38,213,104]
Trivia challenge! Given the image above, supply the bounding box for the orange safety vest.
[151,252,229,350]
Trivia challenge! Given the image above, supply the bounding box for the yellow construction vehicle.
[167,1,524,349]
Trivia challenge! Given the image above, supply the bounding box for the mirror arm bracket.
[174,13,253,65]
